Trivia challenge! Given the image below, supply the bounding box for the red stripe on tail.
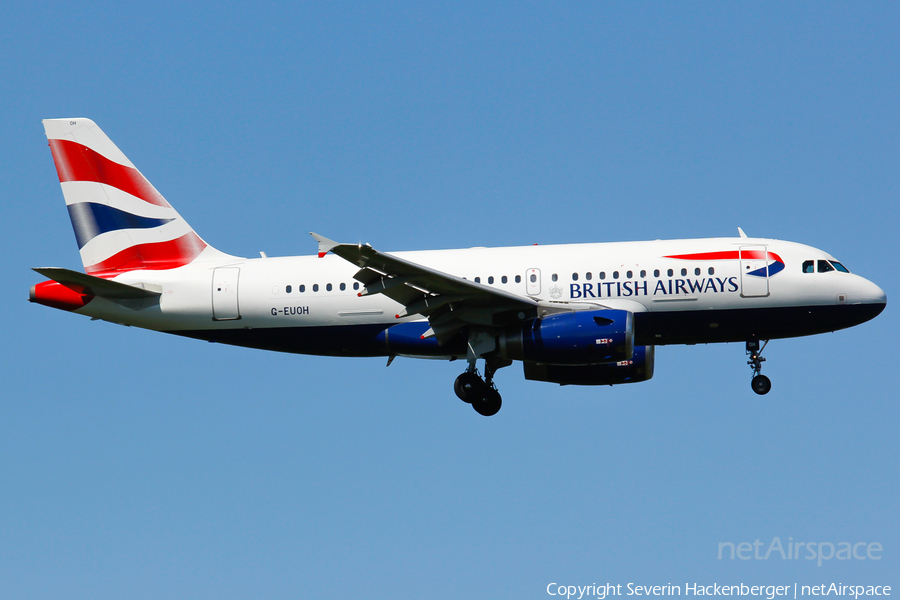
[85,232,207,275]
[48,139,171,208]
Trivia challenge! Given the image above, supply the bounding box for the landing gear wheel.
[751,374,772,395]
[746,339,771,396]
[471,387,502,417]
[455,354,509,415]
[454,371,482,403]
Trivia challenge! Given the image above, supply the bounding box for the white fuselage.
[73,236,885,358]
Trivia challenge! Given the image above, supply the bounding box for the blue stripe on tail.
[67,203,174,248]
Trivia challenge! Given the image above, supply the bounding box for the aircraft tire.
[751,375,772,395]
[454,372,482,403]
[472,388,502,417]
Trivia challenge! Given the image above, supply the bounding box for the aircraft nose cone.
[857,278,887,321]
[863,280,887,305]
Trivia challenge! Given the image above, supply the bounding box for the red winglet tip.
[395,314,400,319]
[318,252,327,258]
[420,335,425,340]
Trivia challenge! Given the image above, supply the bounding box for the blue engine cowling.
[524,345,654,386]
[498,309,634,365]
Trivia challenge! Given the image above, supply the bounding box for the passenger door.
[739,246,769,298]
[212,267,241,320]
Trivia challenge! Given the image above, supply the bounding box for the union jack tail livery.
[42,118,230,275]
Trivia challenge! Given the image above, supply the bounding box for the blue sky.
[1,2,897,598]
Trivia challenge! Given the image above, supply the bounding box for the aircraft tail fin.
[42,118,232,276]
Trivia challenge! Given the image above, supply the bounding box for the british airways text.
[570,277,739,299]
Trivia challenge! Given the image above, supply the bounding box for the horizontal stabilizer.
[33,267,161,299]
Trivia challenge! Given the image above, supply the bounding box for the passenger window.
[640,270,646,278]
[502,275,508,284]
[353,282,359,290]
[599,272,606,280]
[516,275,522,283]
[585,272,592,281]
[818,260,834,273]
[340,283,346,291]
[694,268,701,276]
[300,285,306,293]
[326,283,333,291]
[613,271,620,280]
[313,284,319,292]
[552,274,558,282]
[488,276,494,284]
[708,267,715,275]
[286,285,292,293]
[681,268,687,276]
[474,277,481,283]
[654,269,660,277]
[802,260,815,273]
[529,274,536,283]
[626,270,633,279]
[572,273,578,281]
[831,261,850,273]
[667,269,674,277]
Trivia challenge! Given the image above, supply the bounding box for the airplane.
[30,118,887,416]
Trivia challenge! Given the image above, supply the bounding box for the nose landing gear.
[746,339,771,395]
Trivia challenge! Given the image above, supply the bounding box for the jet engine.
[498,309,634,365]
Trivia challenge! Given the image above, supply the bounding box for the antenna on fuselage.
[738,227,748,238]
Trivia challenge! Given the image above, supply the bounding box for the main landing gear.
[454,358,509,416]
[746,339,772,395]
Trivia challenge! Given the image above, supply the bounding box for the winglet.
[309,232,339,258]
[738,227,748,239]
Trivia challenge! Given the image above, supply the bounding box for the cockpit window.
[817,260,834,273]
[802,260,814,273]
[830,261,850,273]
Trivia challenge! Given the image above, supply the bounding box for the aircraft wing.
[310,233,539,343]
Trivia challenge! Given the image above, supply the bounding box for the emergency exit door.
[526,268,541,296]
